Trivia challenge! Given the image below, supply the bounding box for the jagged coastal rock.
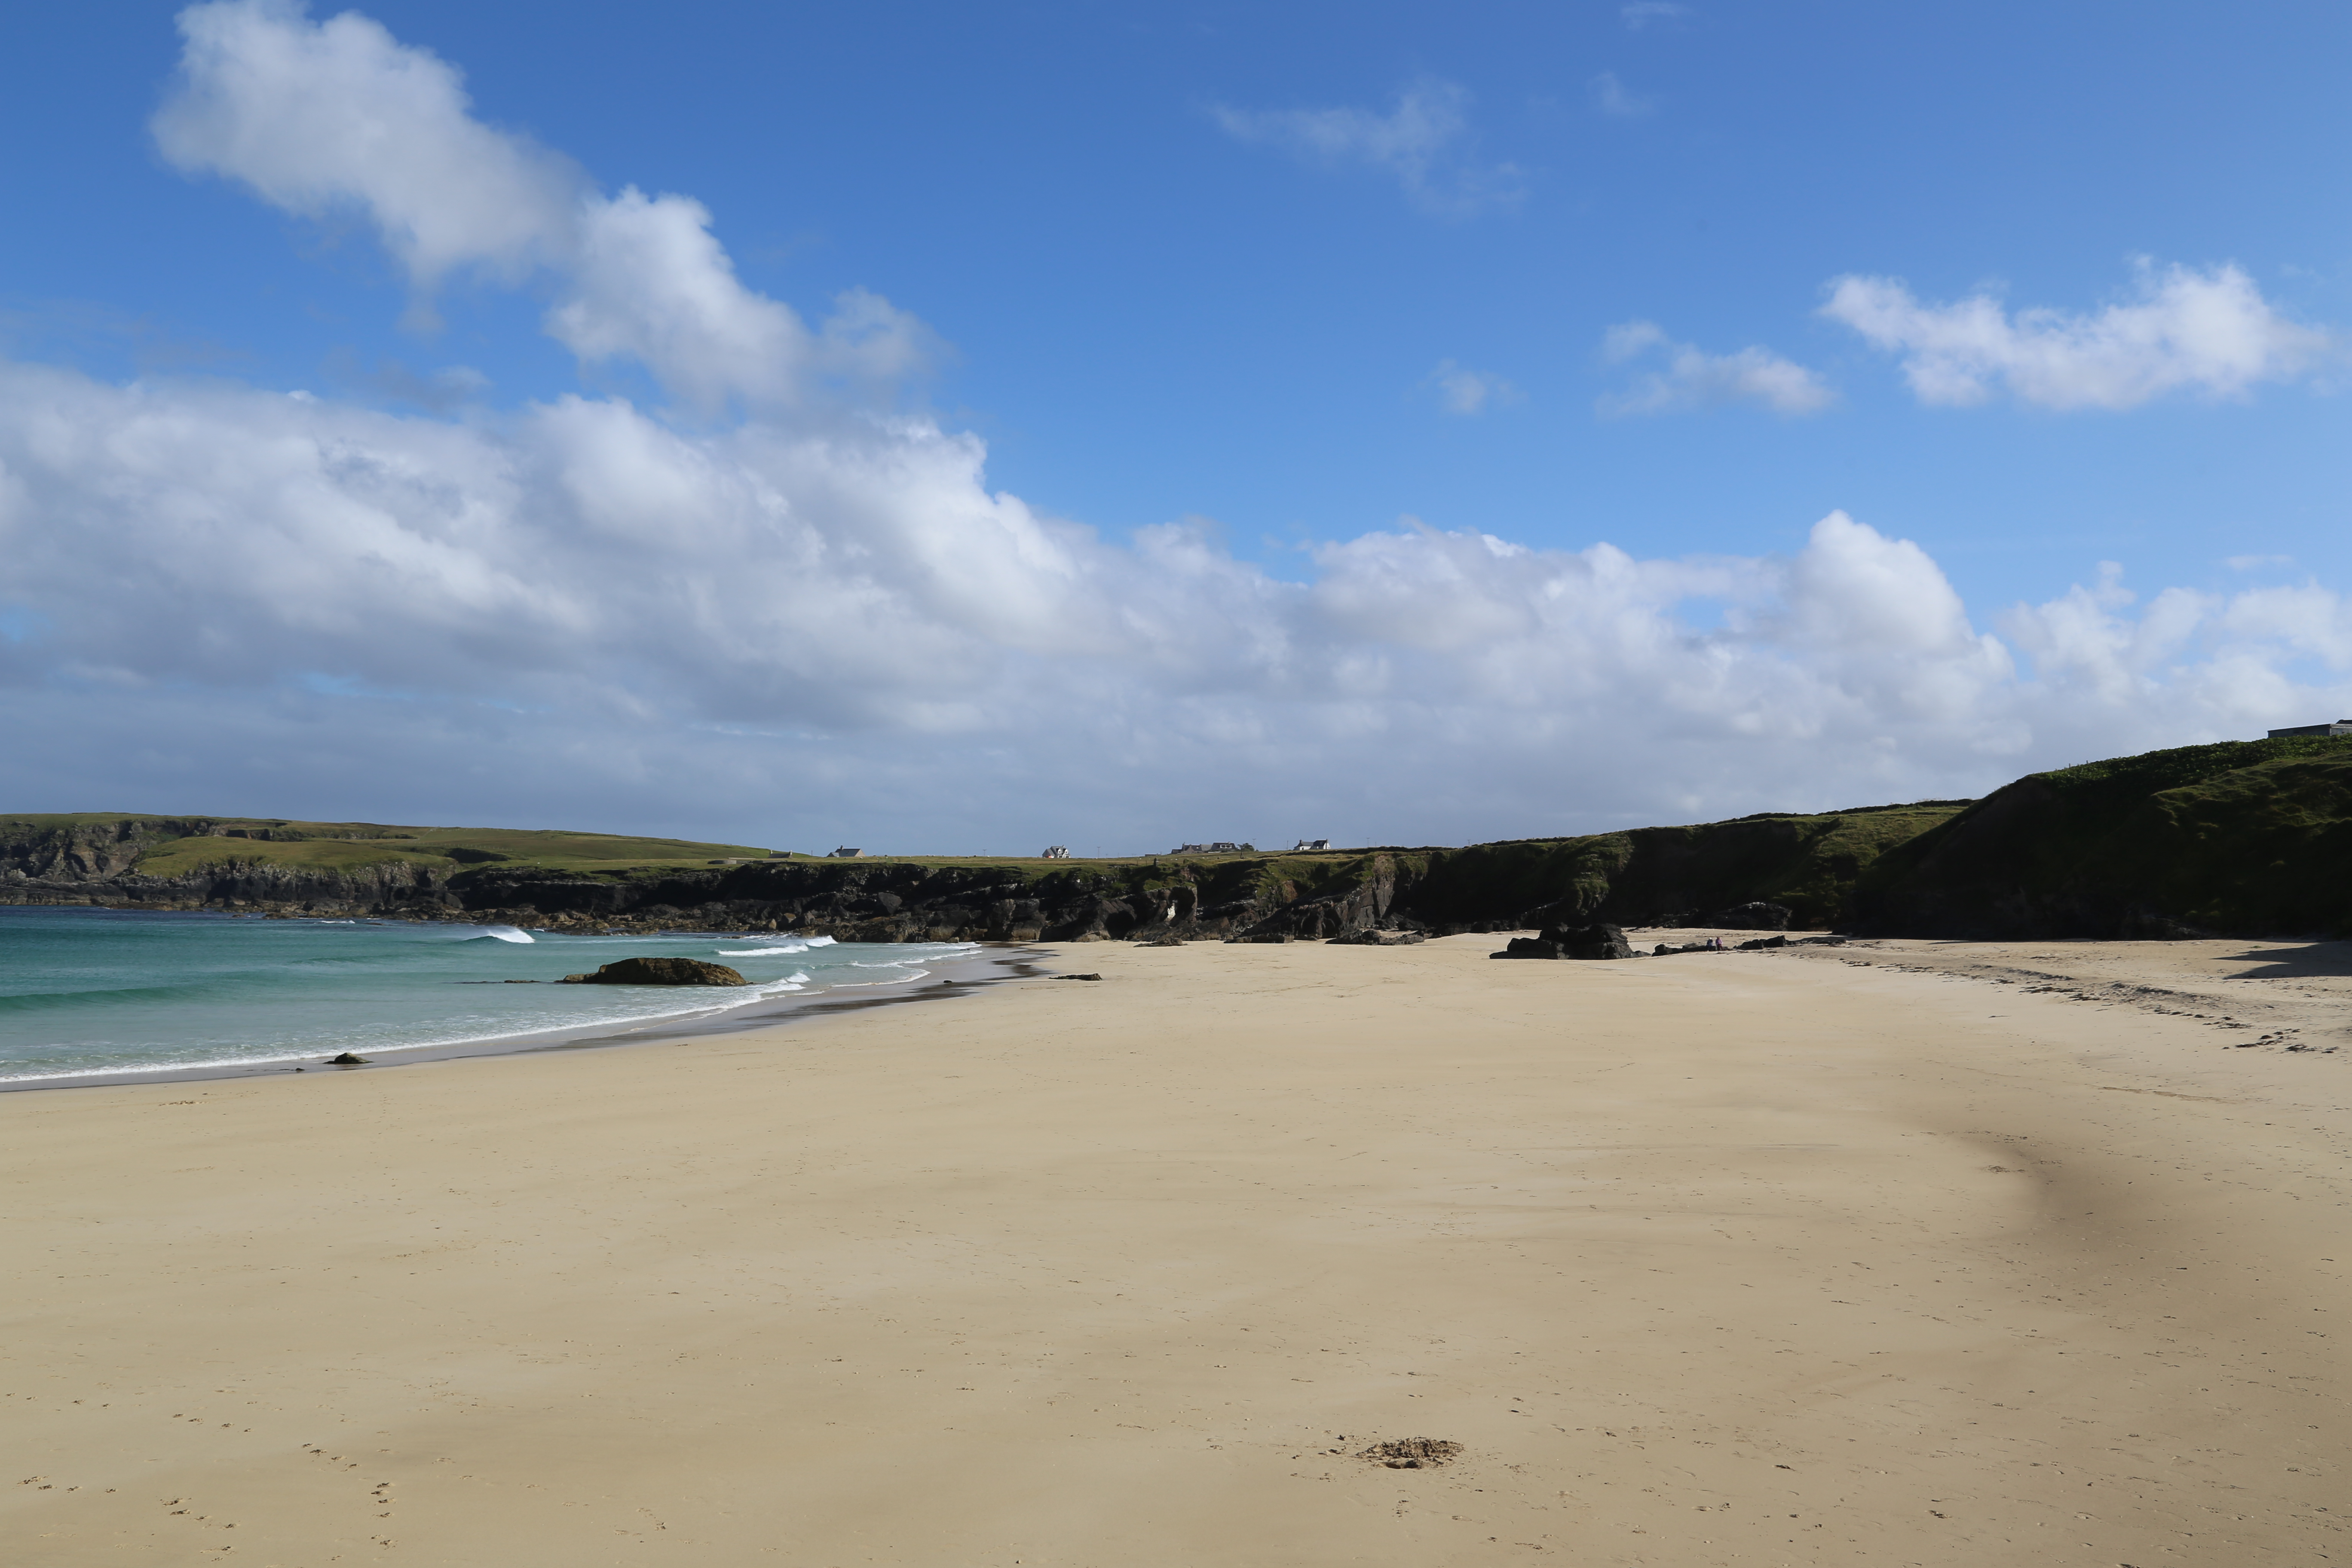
[561,957,749,986]
[1498,922,1633,960]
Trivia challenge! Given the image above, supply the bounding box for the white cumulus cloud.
[1598,321,1833,415]
[1820,260,2329,410]
[153,0,928,410]
[1209,80,1524,218]
[6,349,2345,847]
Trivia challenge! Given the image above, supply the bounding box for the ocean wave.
[0,981,233,1014]
[0,969,823,1084]
[463,925,536,943]
[716,943,814,956]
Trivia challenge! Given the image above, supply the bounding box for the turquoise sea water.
[0,906,977,1084]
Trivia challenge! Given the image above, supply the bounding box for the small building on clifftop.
[2268,721,2352,738]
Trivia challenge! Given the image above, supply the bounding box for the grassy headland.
[9,734,2348,940]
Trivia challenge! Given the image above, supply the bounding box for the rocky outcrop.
[561,957,747,986]
[1498,921,1633,960]
[0,816,222,882]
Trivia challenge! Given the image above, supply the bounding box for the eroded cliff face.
[407,861,1269,943]
[0,817,224,882]
[1,804,1967,941]
[1,817,454,913]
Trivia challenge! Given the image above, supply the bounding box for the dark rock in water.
[568,956,748,987]
[1709,902,1792,931]
[325,1052,369,1065]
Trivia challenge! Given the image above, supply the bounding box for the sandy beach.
[5,933,2346,1566]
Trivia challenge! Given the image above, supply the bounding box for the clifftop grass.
[3,802,1977,931]
[1851,736,2352,937]
[0,814,774,878]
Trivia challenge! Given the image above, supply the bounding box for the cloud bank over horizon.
[1,0,2345,852]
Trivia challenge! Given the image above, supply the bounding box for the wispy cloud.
[1427,359,1521,415]
[1587,71,1654,117]
[1820,260,2330,410]
[1210,80,1525,218]
[1598,321,1832,416]
[1620,3,1690,31]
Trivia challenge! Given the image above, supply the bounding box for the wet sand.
[3,934,2345,1565]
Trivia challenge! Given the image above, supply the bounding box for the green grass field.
[0,815,778,877]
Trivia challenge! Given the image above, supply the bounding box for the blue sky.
[1,2,2348,851]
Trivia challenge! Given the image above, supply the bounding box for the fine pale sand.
[5,935,2347,1565]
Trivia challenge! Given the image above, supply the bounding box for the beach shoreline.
[4,932,2345,1565]
[0,929,1053,1095]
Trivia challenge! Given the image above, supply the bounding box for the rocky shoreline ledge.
[2,831,1836,947]
[9,732,2349,942]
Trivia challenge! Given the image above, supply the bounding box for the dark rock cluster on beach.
[1496,921,1635,960]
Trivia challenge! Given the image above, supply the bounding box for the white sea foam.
[454,925,536,943]
[715,935,839,956]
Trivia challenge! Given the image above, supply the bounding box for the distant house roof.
[1041,846,1070,858]
[1170,841,1252,854]
[1292,839,1331,851]
[829,846,865,858]
[2268,721,2352,738]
